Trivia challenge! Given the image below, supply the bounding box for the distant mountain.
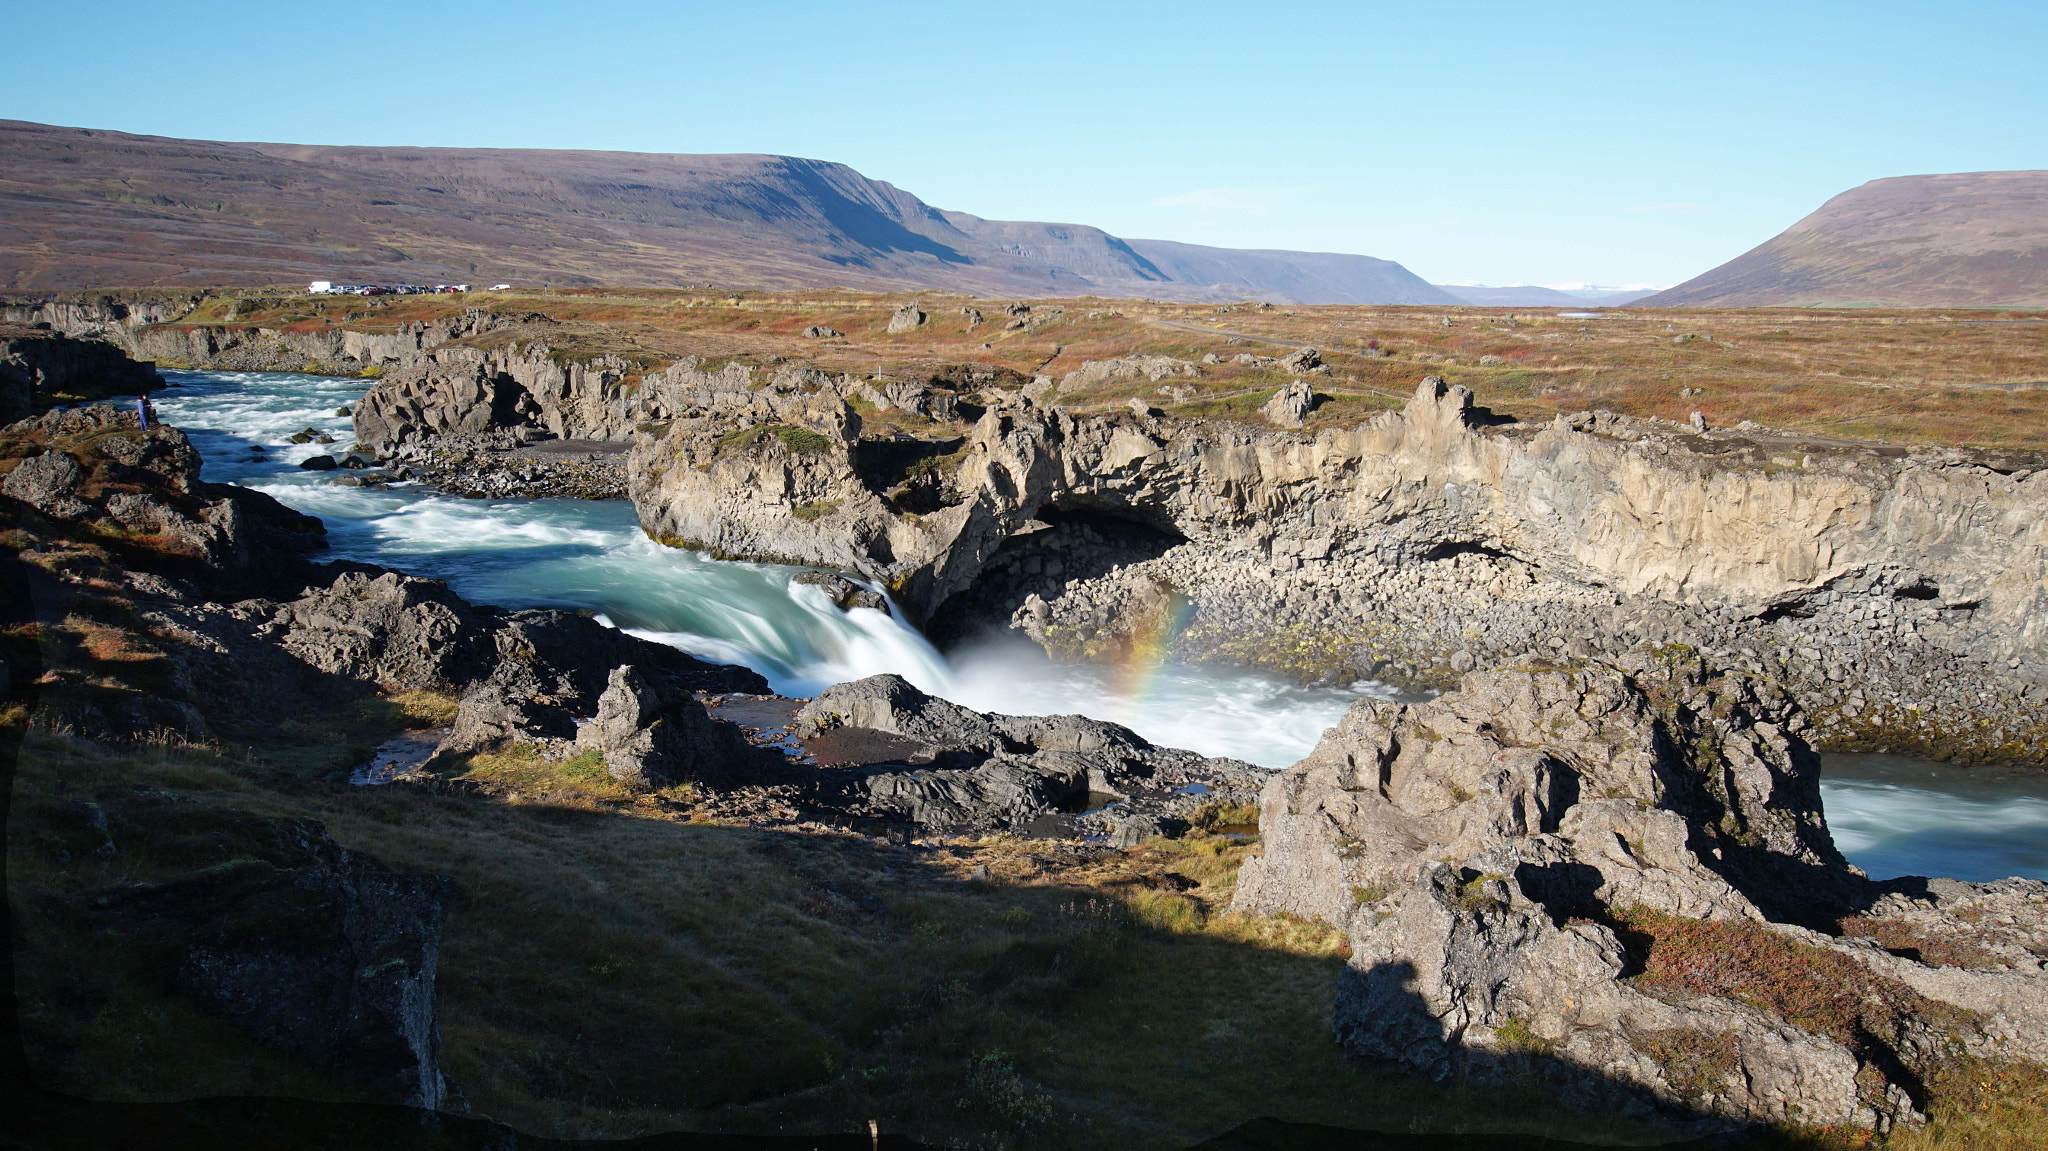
[1434,284,1659,307]
[1125,239,1462,305]
[0,119,1448,304]
[1641,172,2048,308]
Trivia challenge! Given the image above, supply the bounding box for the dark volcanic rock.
[268,572,499,692]
[76,819,449,1108]
[576,663,763,788]
[795,673,1263,833]
[1,404,328,600]
[0,325,162,423]
[791,569,887,611]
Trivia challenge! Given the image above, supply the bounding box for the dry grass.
[1886,1058,2048,1151]
[11,714,1687,1149]
[163,290,2048,452]
[9,708,2046,1148]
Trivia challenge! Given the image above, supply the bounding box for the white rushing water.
[151,370,1370,769]
[1821,755,2048,883]
[149,370,2048,880]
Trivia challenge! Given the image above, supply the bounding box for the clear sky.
[7,0,2043,288]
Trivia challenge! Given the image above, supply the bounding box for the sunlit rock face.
[621,369,2047,762]
[334,324,2044,761]
[1232,652,2048,1133]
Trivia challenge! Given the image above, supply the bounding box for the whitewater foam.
[139,369,2048,877]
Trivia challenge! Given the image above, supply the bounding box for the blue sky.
[7,0,2043,288]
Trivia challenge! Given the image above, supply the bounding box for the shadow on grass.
[6,1087,941,1150]
[7,722,1765,1151]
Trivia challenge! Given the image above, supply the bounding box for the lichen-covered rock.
[1336,862,1880,1129]
[1058,355,1199,390]
[1,404,327,598]
[1260,379,1317,427]
[267,572,498,692]
[1235,652,1845,927]
[1233,655,2047,1131]
[2,449,90,517]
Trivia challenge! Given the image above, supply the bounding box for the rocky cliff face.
[71,818,452,1109]
[625,369,2047,764]
[2,293,548,380]
[0,325,163,422]
[1232,653,2048,1131]
[1,292,209,348]
[208,312,2048,762]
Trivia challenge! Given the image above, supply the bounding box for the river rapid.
[151,370,2048,883]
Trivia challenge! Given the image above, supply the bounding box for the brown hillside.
[1644,171,2048,308]
[0,120,1457,305]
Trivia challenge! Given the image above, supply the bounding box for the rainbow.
[1105,591,1197,702]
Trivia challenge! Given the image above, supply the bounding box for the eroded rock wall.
[0,326,163,422]
[628,373,2048,762]
[1232,654,2048,1131]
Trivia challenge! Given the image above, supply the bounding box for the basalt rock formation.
[0,402,763,749]
[1,324,163,422]
[0,403,327,604]
[67,817,452,1109]
[795,673,1264,839]
[1231,653,2048,1132]
[623,368,2047,764]
[119,299,2048,765]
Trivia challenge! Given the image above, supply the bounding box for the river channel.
[151,370,2047,883]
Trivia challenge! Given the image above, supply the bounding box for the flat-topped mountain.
[0,119,1457,305]
[1435,284,1658,307]
[1642,171,2048,308]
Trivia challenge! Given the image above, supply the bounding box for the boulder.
[1233,654,2044,1131]
[298,454,338,471]
[885,304,927,334]
[268,572,498,692]
[796,674,1263,832]
[576,664,755,788]
[1259,380,1317,427]
[791,569,887,612]
[800,325,841,339]
[446,682,577,754]
[2,450,90,518]
[1280,347,1326,374]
